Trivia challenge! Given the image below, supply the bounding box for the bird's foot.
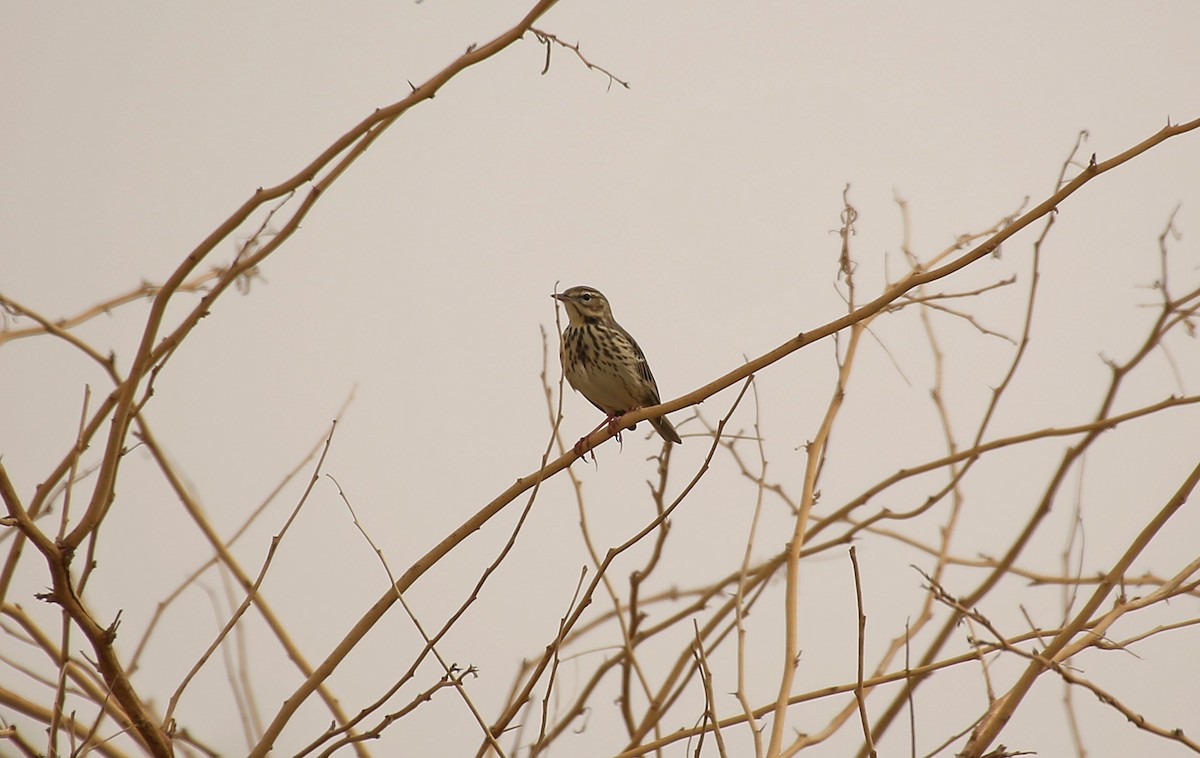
[573,436,594,461]
[571,415,632,461]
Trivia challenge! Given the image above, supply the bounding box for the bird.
[553,285,682,452]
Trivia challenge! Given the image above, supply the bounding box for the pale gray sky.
[3,2,1199,756]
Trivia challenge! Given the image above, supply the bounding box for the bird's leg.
[606,414,625,450]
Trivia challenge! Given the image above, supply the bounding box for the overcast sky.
[3,2,1200,756]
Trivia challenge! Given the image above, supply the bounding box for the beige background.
[3,2,1199,755]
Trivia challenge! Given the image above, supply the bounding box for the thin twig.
[529,27,630,90]
[163,419,339,726]
[691,620,729,758]
[332,475,508,758]
[849,547,876,757]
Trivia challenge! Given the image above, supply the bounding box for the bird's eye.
[581,293,592,302]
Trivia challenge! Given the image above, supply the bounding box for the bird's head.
[553,286,613,326]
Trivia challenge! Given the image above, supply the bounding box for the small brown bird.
[553,286,682,449]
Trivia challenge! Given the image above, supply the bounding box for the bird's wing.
[625,332,663,404]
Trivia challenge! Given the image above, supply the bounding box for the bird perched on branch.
[553,286,682,454]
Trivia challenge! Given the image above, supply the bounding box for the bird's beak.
[552,293,567,302]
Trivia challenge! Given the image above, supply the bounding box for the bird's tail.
[650,415,682,445]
